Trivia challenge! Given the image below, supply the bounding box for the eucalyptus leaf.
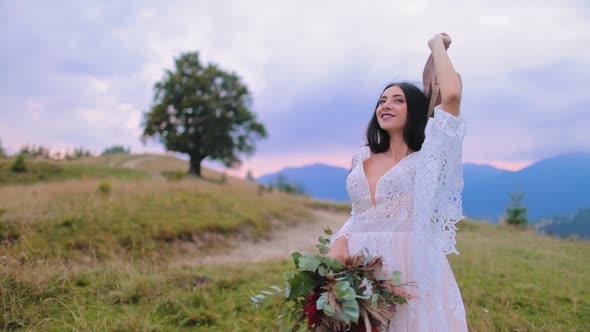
[317,243,330,255]
[298,253,321,272]
[271,285,282,292]
[323,256,343,270]
[334,281,356,302]
[341,299,360,323]
[291,252,302,266]
[324,303,336,316]
[324,226,333,235]
[316,292,328,310]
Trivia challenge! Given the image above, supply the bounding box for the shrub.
[504,188,528,226]
[11,154,27,173]
[97,181,112,194]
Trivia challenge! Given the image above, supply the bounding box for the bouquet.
[251,227,414,332]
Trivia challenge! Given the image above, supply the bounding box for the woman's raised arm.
[428,33,462,117]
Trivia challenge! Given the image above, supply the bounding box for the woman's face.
[376,85,408,133]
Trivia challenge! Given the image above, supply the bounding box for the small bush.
[0,221,20,242]
[11,154,27,173]
[97,181,112,194]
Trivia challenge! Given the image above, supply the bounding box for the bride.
[327,32,468,331]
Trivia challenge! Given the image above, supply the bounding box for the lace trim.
[425,106,467,255]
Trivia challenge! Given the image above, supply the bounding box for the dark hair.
[365,82,429,153]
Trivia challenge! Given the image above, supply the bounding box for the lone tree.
[504,186,528,226]
[246,169,256,182]
[142,52,268,176]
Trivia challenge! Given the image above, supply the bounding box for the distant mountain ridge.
[257,151,590,223]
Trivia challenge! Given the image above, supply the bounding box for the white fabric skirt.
[347,231,468,331]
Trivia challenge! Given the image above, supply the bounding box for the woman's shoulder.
[350,145,370,168]
[353,145,370,159]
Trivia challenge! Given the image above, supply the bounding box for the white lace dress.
[330,106,468,332]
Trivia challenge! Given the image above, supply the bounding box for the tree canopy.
[101,145,130,156]
[142,51,268,175]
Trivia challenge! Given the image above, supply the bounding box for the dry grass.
[0,175,333,265]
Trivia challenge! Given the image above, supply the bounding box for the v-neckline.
[359,146,416,210]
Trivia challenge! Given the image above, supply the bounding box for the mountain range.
[257,151,590,223]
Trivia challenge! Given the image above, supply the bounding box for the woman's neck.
[386,133,413,159]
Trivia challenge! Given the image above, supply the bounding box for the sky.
[1,0,589,178]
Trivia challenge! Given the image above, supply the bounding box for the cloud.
[0,0,589,177]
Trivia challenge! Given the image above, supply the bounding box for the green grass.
[0,259,290,331]
[1,164,588,331]
[0,178,315,262]
[0,160,149,185]
[1,221,588,331]
[450,221,589,331]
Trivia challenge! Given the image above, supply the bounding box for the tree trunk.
[188,155,204,176]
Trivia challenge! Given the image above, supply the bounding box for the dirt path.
[177,209,350,265]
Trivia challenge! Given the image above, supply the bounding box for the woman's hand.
[427,32,462,116]
[327,236,349,262]
[428,32,452,51]
[327,251,349,263]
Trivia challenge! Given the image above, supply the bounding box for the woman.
[327,32,468,331]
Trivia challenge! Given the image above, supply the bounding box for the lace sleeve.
[421,106,467,255]
[350,145,366,170]
[330,146,364,248]
[410,107,468,331]
[329,215,354,249]
[425,106,466,151]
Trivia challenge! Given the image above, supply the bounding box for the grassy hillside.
[2,152,255,186]
[0,159,588,331]
[72,153,189,174]
[0,178,324,263]
[0,159,149,185]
